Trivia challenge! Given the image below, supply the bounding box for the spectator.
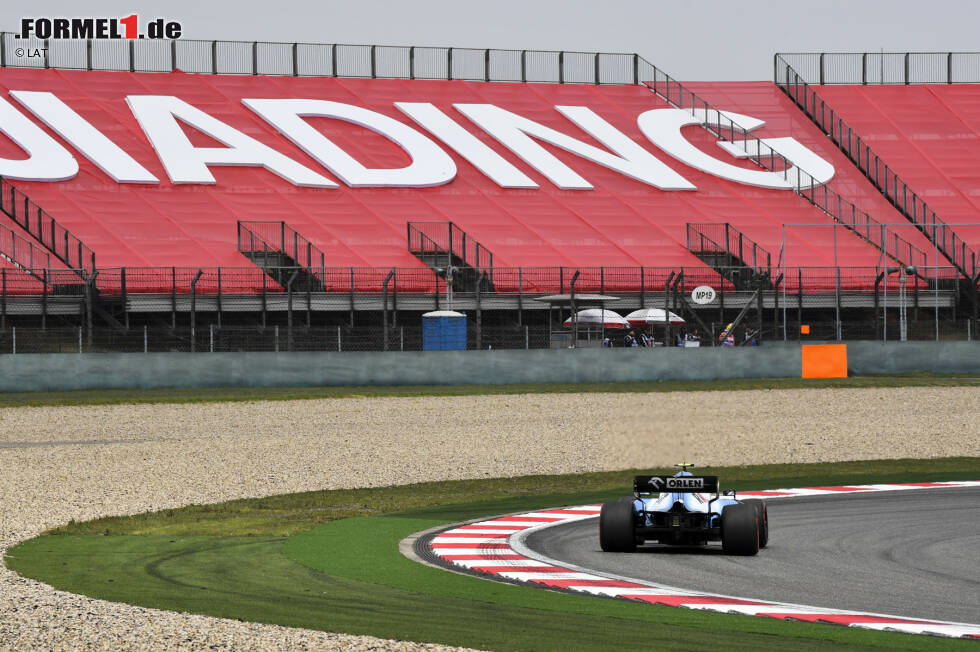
[640,331,655,347]
[602,335,612,348]
[624,330,639,348]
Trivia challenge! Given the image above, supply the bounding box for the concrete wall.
[0,342,975,392]
[846,341,980,375]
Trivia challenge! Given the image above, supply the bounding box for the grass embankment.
[0,373,979,408]
[7,458,979,651]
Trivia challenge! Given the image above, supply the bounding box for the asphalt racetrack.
[523,487,980,624]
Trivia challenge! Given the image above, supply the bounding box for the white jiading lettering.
[639,108,834,190]
[243,98,456,188]
[0,95,77,181]
[12,90,158,184]
[126,95,337,187]
[395,102,537,189]
[454,103,697,191]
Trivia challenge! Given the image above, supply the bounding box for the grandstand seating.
[0,69,926,292]
[681,82,940,264]
[0,256,46,294]
[809,84,980,252]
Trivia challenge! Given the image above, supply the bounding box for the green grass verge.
[0,373,978,408]
[6,458,979,650]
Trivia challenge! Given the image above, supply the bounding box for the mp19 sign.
[691,286,716,304]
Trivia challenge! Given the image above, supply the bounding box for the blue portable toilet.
[422,310,467,350]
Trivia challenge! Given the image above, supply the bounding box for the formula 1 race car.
[599,464,768,556]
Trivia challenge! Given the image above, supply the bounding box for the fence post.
[337,324,341,352]
[904,52,909,85]
[382,269,394,351]
[11,326,15,354]
[0,268,5,331]
[41,269,47,330]
[947,52,953,84]
[190,270,202,352]
[400,325,404,351]
[819,52,824,85]
[409,46,415,80]
[525,324,529,349]
[475,271,483,349]
[211,40,217,75]
[332,43,338,77]
[170,39,177,71]
[86,39,93,70]
[558,51,564,84]
[84,270,94,349]
[447,48,453,80]
[292,43,298,76]
[210,323,214,353]
[252,41,258,75]
[78,326,82,354]
[632,53,638,84]
[121,267,128,330]
[143,324,147,353]
[216,268,222,328]
[484,49,490,82]
[171,266,176,329]
[520,50,526,82]
[370,44,377,79]
[517,267,523,322]
[594,52,600,85]
[0,33,5,68]
[43,39,49,69]
[274,325,279,353]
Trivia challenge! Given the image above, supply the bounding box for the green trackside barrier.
[0,341,977,392]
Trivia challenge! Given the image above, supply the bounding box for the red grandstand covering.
[807,84,980,252]
[680,82,940,264]
[0,69,923,292]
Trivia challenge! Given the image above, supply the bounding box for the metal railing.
[775,52,980,85]
[0,219,52,272]
[238,220,330,271]
[774,54,978,277]
[636,74,929,270]
[0,33,644,85]
[407,221,494,272]
[0,263,963,297]
[0,178,95,273]
[687,223,772,276]
[0,264,971,352]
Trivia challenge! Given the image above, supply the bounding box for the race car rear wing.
[634,475,719,495]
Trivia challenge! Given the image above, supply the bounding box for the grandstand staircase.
[772,57,977,280]
[686,223,773,290]
[640,80,928,271]
[407,221,495,292]
[0,180,131,330]
[237,221,328,292]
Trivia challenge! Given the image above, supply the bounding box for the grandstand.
[0,39,975,349]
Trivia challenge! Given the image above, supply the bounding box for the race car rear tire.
[742,499,769,548]
[721,503,760,556]
[599,500,636,552]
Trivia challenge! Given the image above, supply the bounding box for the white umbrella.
[625,308,685,326]
[562,308,628,329]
